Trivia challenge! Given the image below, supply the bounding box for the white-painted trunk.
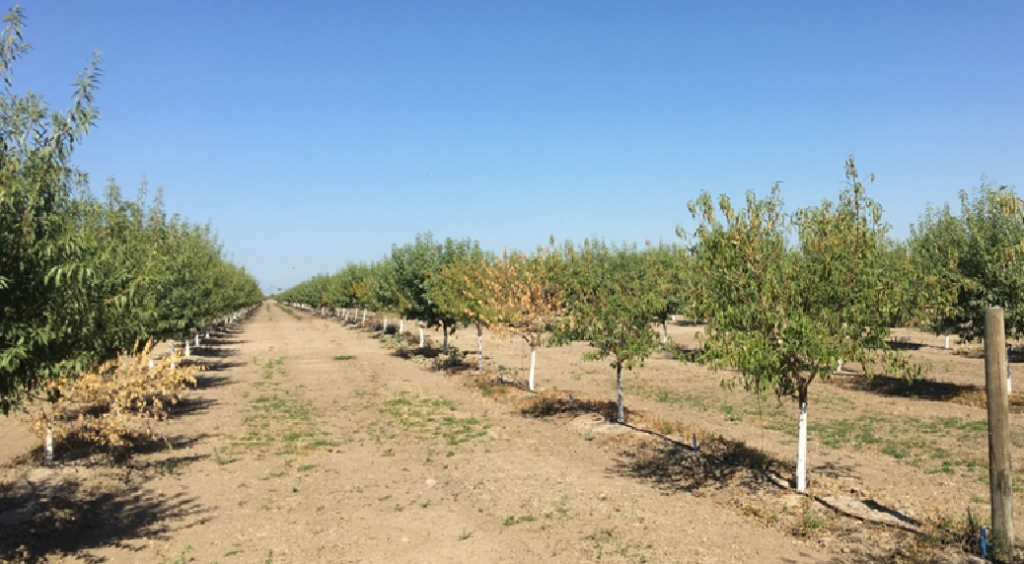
[836,359,843,373]
[185,343,191,357]
[195,334,200,347]
[671,314,676,322]
[796,400,808,491]
[362,309,367,324]
[477,332,484,372]
[616,365,625,423]
[944,334,950,349]
[1008,355,1013,394]
[344,310,349,322]
[442,324,449,354]
[529,349,537,392]
[662,320,668,343]
[419,327,425,347]
[44,426,53,467]
[400,319,404,333]
[383,318,388,332]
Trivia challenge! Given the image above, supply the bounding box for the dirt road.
[1,303,832,563]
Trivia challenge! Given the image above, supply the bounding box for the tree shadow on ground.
[660,342,705,362]
[15,434,212,468]
[0,472,210,563]
[168,397,217,419]
[391,346,440,360]
[196,336,246,346]
[885,339,926,351]
[612,433,777,494]
[831,373,979,403]
[519,395,626,421]
[191,373,233,388]
[189,346,239,360]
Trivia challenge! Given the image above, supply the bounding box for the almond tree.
[556,240,661,423]
[390,233,478,352]
[910,184,1024,344]
[686,159,919,491]
[424,247,495,370]
[643,242,691,343]
[0,8,263,413]
[481,249,562,391]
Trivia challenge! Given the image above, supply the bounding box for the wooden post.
[985,307,1014,558]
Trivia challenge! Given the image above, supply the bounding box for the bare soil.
[1,305,1018,563]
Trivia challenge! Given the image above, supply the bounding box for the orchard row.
[0,8,263,413]
[280,159,1024,491]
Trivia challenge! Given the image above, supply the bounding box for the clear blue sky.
[13,1,1024,293]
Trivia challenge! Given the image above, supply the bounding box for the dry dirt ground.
[1,303,1020,563]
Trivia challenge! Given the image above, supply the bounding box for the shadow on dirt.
[520,395,627,421]
[0,472,210,563]
[613,434,776,494]
[884,339,926,351]
[832,373,979,403]
[196,336,246,346]
[191,373,234,389]
[168,397,217,419]
[15,433,213,468]
[189,347,239,360]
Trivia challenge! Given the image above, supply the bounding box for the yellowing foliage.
[31,340,198,453]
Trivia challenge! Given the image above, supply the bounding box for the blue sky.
[12,1,1024,293]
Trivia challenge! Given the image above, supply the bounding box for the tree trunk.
[662,320,668,343]
[419,327,424,347]
[796,385,809,491]
[616,364,625,423]
[477,323,484,372]
[383,318,388,333]
[362,309,367,324]
[945,334,950,349]
[400,319,404,333]
[1007,348,1013,394]
[442,324,449,354]
[529,348,537,392]
[44,426,53,467]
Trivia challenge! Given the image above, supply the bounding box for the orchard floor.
[1,304,1019,563]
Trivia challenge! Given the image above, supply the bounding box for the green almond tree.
[0,7,262,413]
[642,242,691,343]
[686,159,919,491]
[424,247,495,370]
[0,6,101,412]
[910,184,1024,344]
[390,233,479,352]
[556,240,661,423]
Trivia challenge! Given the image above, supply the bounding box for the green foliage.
[555,240,663,423]
[685,159,917,405]
[641,242,692,327]
[910,183,1024,342]
[556,240,661,371]
[422,242,493,331]
[0,9,262,413]
[390,233,480,330]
